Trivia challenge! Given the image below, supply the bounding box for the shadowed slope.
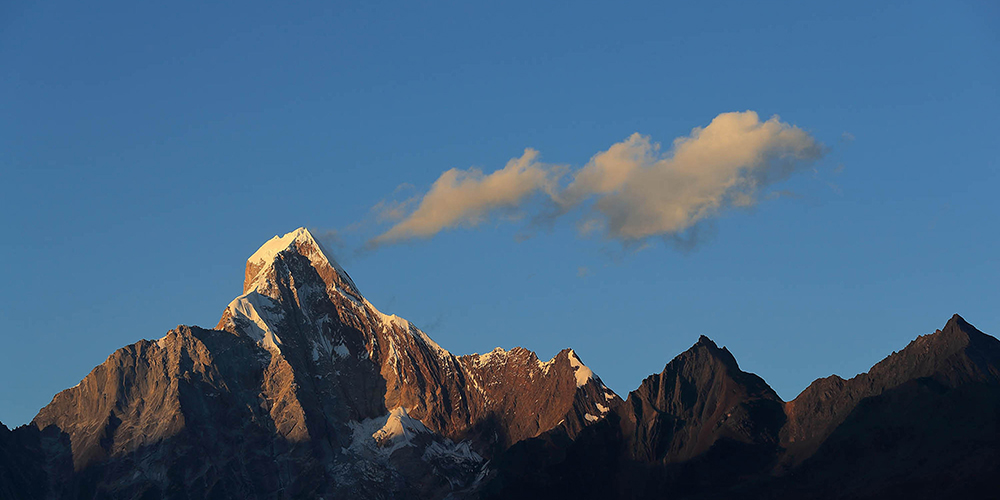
[622,335,785,463]
[781,314,1000,465]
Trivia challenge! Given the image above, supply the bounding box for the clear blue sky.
[2,1,997,426]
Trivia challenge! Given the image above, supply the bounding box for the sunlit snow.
[567,349,594,387]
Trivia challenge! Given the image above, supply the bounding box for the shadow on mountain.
[0,423,71,500]
[758,379,1000,500]
[482,412,623,500]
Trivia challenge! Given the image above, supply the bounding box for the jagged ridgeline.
[1,228,998,500]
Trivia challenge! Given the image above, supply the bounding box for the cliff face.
[621,335,785,464]
[5,228,999,500]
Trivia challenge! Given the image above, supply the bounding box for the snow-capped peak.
[245,227,359,294]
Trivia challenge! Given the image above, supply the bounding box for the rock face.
[621,335,785,464]
[2,228,998,499]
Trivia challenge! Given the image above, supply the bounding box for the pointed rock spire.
[243,227,358,295]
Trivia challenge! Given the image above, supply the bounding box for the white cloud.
[574,111,822,239]
[371,148,563,246]
[368,111,823,248]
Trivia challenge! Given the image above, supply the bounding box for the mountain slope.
[781,314,1000,464]
[764,314,1000,499]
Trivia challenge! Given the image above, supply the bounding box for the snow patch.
[584,413,599,422]
[310,334,350,365]
[596,403,609,413]
[537,356,556,374]
[333,344,350,358]
[604,391,616,401]
[567,349,594,387]
[422,439,482,462]
[349,407,431,457]
[421,439,486,490]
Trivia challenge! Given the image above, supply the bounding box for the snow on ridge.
[567,349,595,387]
[225,291,285,352]
[537,354,557,374]
[246,227,359,294]
[474,347,507,367]
[364,298,451,359]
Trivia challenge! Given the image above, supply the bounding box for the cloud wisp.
[370,148,565,247]
[368,111,823,249]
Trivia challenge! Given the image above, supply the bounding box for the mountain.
[483,335,788,499]
[768,314,1000,499]
[19,228,613,499]
[1,228,998,499]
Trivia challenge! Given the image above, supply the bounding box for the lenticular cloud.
[368,111,823,248]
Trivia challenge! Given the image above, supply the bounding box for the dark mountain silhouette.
[1,228,997,499]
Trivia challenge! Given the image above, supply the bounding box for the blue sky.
[1,1,997,426]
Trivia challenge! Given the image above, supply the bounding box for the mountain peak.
[695,334,716,347]
[243,227,358,295]
[943,313,975,336]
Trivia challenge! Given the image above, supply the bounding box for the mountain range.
[1,227,997,499]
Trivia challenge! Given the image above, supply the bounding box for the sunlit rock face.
[5,228,999,500]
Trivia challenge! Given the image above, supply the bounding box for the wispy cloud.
[366,111,823,250]
[370,148,564,247]
[371,197,420,224]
